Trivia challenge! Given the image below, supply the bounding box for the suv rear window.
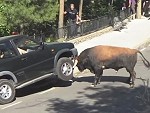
[0,41,17,59]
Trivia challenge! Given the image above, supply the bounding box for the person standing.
[143,0,150,17]
[121,1,129,20]
[129,0,137,19]
[64,4,80,38]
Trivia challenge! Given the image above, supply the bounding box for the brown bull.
[76,45,150,87]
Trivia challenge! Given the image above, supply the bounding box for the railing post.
[80,22,84,35]
[67,24,70,39]
[137,0,142,19]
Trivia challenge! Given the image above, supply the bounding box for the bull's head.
[76,56,88,72]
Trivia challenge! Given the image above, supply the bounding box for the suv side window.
[13,37,40,55]
[0,41,17,59]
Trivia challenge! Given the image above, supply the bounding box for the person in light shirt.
[129,0,137,19]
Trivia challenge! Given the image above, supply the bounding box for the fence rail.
[32,9,131,42]
[56,9,130,40]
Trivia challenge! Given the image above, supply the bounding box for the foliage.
[113,0,126,11]
[0,0,59,36]
[0,1,10,36]
[81,0,111,19]
[65,0,125,20]
[0,0,129,39]
[0,25,10,37]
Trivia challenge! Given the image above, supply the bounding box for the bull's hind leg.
[130,71,136,88]
[127,69,136,87]
[128,71,136,84]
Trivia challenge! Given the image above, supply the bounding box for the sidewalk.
[74,17,150,54]
[72,17,150,74]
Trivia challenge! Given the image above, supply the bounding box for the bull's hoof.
[97,81,101,84]
[127,78,132,84]
[129,81,133,84]
[130,84,134,88]
[91,83,96,87]
[90,84,94,87]
[90,84,95,87]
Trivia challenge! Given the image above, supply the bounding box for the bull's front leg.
[94,74,98,87]
[97,70,103,84]
[93,69,103,87]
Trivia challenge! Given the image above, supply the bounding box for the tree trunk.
[137,0,142,19]
[79,0,83,18]
[58,0,64,38]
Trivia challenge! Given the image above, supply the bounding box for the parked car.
[0,35,78,104]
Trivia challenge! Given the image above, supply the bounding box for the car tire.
[0,79,15,105]
[56,57,74,81]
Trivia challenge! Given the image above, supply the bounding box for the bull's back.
[91,45,138,61]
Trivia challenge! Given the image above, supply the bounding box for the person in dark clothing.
[143,0,150,17]
[64,4,80,38]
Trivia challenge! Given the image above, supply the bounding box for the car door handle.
[21,57,27,61]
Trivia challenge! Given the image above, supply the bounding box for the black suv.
[0,35,78,104]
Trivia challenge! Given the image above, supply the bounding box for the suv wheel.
[0,79,15,105]
[56,57,74,81]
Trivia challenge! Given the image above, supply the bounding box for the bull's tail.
[138,51,150,68]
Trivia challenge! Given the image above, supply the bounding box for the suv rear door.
[0,41,27,84]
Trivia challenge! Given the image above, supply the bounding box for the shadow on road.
[16,77,72,97]
[74,75,129,85]
[45,84,150,113]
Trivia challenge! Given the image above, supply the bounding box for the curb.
[68,26,113,45]
[68,17,131,45]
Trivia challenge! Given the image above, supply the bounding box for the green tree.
[82,0,110,19]
[0,1,10,36]
[78,0,125,19]
[0,0,59,35]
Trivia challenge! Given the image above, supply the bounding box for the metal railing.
[56,15,111,40]
[55,9,131,40]
[32,9,131,42]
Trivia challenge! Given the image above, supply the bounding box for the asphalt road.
[1,46,150,113]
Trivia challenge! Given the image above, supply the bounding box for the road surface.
[1,46,150,113]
